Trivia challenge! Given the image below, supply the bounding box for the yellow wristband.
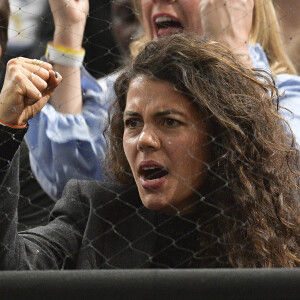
[50,43,85,55]
[45,42,85,67]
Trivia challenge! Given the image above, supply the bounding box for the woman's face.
[123,76,210,215]
[111,0,143,56]
[140,0,203,40]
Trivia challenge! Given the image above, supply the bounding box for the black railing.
[1,269,300,300]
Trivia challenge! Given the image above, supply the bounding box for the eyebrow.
[123,109,185,118]
[154,110,185,117]
[123,111,141,118]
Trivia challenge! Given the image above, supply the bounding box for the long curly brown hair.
[106,34,300,267]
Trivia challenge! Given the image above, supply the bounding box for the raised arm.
[25,0,113,199]
[24,0,107,200]
[0,57,63,269]
[47,0,89,114]
[0,57,61,189]
[199,0,254,67]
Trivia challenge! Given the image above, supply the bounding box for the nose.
[137,128,161,152]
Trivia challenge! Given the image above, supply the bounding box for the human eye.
[124,118,143,129]
[162,117,182,128]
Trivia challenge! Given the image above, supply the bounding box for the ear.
[0,45,2,60]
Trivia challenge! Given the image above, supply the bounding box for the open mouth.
[153,14,184,37]
[138,161,169,189]
[140,166,169,181]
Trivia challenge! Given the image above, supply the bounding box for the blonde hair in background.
[250,0,296,75]
[130,0,297,75]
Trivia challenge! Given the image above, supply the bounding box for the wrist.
[53,26,85,50]
[0,118,27,129]
[45,42,85,67]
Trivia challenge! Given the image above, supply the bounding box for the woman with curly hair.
[24,0,300,201]
[0,34,299,269]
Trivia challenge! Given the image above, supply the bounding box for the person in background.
[274,0,300,74]
[25,0,300,201]
[111,0,143,59]
[0,35,299,269]
[2,0,121,83]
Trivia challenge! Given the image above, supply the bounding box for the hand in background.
[0,58,62,126]
[49,0,89,49]
[199,0,254,53]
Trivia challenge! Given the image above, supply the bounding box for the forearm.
[0,124,28,182]
[199,0,254,68]
[0,124,25,269]
[47,31,83,114]
[47,0,88,114]
[48,64,82,114]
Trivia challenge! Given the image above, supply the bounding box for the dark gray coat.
[0,124,200,270]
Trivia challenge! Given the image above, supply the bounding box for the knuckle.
[9,57,18,64]
[7,58,19,68]
[8,64,20,73]
[13,72,23,83]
